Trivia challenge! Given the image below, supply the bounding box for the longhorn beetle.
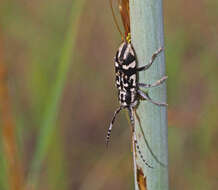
[106,0,167,168]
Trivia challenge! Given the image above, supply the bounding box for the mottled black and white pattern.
[115,42,138,107]
[106,41,168,167]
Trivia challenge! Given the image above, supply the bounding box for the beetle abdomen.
[114,42,138,106]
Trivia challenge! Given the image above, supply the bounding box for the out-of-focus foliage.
[0,0,217,190]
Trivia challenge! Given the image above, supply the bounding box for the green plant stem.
[27,0,86,188]
[129,0,169,189]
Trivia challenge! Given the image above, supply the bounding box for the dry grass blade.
[118,0,130,36]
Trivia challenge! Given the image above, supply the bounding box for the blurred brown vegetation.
[0,0,218,190]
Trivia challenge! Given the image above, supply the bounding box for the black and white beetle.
[106,40,167,144]
[106,0,167,167]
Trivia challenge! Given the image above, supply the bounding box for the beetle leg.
[137,47,163,71]
[106,106,123,147]
[138,76,167,88]
[138,90,167,107]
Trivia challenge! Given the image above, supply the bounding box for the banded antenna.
[109,0,125,41]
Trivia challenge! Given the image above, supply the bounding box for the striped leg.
[137,47,163,71]
[128,107,135,127]
[132,125,137,183]
[128,107,153,168]
[138,90,168,107]
[106,106,123,147]
[138,76,168,88]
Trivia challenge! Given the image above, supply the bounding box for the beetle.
[106,0,167,167]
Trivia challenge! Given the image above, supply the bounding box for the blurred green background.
[0,0,218,190]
